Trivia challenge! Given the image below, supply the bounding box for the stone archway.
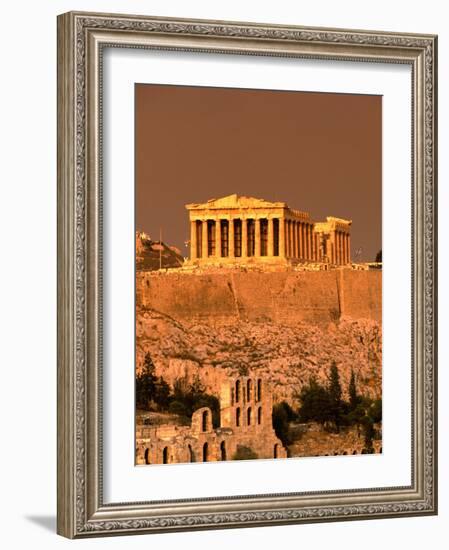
[162,446,169,464]
[188,444,194,462]
[202,410,208,432]
[220,441,226,461]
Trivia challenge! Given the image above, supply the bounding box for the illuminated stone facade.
[136,376,287,465]
[185,194,351,266]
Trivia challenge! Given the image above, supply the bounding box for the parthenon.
[185,194,351,266]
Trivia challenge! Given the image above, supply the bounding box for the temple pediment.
[186,194,286,210]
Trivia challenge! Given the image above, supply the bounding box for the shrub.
[369,398,382,423]
[168,376,220,427]
[272,401,296,446]
[232,445,258,461]
[297,376,333,425]
[168,400,190,417]
[135,353,157,410]
[136,353,173,411]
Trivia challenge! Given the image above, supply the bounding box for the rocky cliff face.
[136,305,382,405]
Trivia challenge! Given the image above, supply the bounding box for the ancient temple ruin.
[136,375,287,465]
[185,194,351,266]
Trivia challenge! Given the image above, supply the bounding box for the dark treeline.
[136,353,220,427]
[138,353,381,454]
[273,362,382,453]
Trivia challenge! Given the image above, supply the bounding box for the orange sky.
[136,84,382,261]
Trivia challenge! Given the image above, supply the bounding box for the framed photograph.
[57,11,437,538]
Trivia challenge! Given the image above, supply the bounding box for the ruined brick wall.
[136,269,381,326]
[136,377,287,465]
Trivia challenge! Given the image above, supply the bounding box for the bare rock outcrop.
[136,306,381,405]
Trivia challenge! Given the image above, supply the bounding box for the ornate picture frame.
[57,11,437,538]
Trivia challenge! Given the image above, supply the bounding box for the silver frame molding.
[57,11,438,539]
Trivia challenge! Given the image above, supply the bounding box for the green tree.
[298,376,333,425]
[173,376,190,400]
[232,445,258,461]
[154,377,171,409]
[348,369,359,410]
[190,373,205,395]
[369,398,382,424]
[347,402,366,437]
[362,416,376,453]
[327,362,343,431]
[272,402,295,446]
[168,400,190,417]
[169,376,220,428]
[135,353,157,410]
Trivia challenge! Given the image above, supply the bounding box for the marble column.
[345,233,348,264]
[334,231,338,264]
[301,223,307,260]
[311,229,316,261]
[340,232,344,265]
[279,218,286,257]
[255,218,261,257]
[296,222,301,258]
[288,221,293,257]
[215,219,222,258]
[339,231,345,265]
[290,221,294,258]
[328,235,333,263]
[336,231,340,265]
[303,223,309,260]
[295,222,300,258]
[331,232,337,264]
[292,221,297,258]
[202,220,208,259]
[295,221,301,258]
[229,218,235,258]
[268,218,274,257]
[309,225,313,260]
[346,233,351,264]
[242,218,248,258]
[190,220,197,260]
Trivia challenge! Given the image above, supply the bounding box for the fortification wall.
[136,269,382,326]
[338,269,382,321]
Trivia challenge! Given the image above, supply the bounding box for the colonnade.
[190,217,319,261]
[284,219,317,261]
[327,230,351,265]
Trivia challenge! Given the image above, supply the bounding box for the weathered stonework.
[136,268,382,325]
[186,194,351,267]
[136,376,287,465]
